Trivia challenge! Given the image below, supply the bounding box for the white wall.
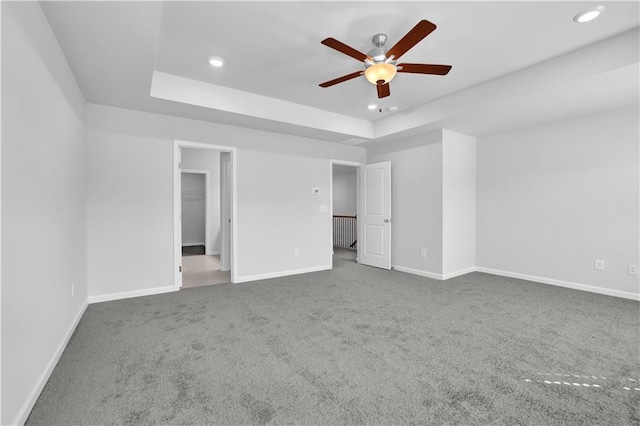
[476,107,639,298]
[181,147,221,253]
[86,104,366,297]
[368,132,444,275]
[87,122,173,298]
[1,3,87,425]
[442,130,477,275]
[332,166,357,216]
[237,149,336,277]
[181,172,206,245]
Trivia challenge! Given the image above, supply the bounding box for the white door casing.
[174,140,238,289]
[220,152,231,272]
[174,147,183,288]
[359,161,391,270]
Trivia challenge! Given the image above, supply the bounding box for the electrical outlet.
[594,259,605,270]
[294,248,300,256]
[421,249,427,258]
[628,264,639,276]
[71,282,75,298]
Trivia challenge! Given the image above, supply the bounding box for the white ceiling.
[41,1,639,144]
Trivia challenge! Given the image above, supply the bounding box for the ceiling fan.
[319,20,452,99]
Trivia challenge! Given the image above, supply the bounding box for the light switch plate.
[319,205,328,213]
[594,259,605,270]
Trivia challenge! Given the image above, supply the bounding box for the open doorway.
[174,140,237,290]
[330,160,361,269]
[180,157,229,288]
[330,159,392,271]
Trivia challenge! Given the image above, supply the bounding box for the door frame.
[174,140,238,289]
[180,169,210,252]
[219,152,232,272]
[329,159,362,269]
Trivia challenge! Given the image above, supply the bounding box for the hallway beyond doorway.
[332,246,356,268]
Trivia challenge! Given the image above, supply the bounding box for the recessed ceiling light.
[367,103,378,110]
[209,57,225,67]
[573,5,605,23]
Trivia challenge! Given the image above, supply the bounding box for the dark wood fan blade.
[319,71,363,88]
[376,80,390,98]
[397,63,452,75]
[321,38,370,62]
[386,20,437,60]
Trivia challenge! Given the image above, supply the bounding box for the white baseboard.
[182,242,205,247]
[206,250,220,256]
[476,267,640,301]
[442,266,477,280]
[392,265,444,280]
[234,265,331,283]
[88,285,176,304]
[391,265,637,301]
[13,300,88,426]
[392,265,477,280]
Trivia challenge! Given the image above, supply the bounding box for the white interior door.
[220,152,231,272]
[359,161,391,269]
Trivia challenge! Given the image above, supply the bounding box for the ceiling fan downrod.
[368,33,389,63]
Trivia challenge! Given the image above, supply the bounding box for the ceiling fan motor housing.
[367,47,388,63]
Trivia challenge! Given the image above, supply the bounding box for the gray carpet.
[27,249,639,425]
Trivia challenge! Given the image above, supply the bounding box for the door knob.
[384,218,390,223]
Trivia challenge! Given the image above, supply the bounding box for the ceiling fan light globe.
[364,63,397,85]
